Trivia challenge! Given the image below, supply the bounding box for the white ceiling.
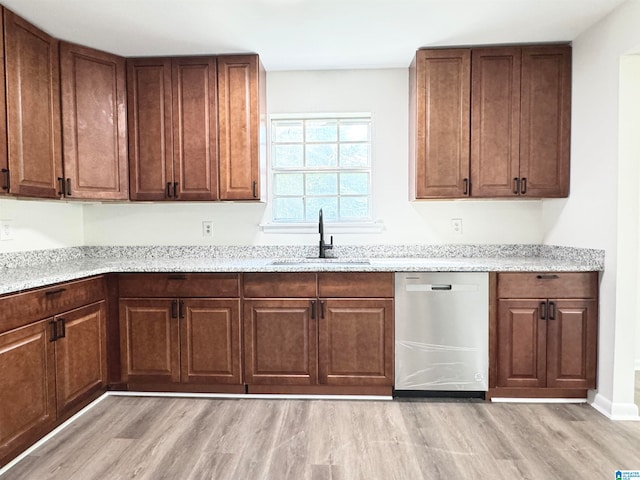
[1,0,628,71]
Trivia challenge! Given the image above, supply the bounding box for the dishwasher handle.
[431,284,453,291]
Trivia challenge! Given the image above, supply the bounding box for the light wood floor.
[3,395,640,480]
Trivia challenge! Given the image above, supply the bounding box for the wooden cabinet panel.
[172,57,218,200]
[497,300,546,388]
[119,273,239,298]
[471,48,521,197]
[127,58,173,200]
[497,272,598,299]
[217,55,263,200]
[119,299,180,383]
[54,302,107,415]
[546,300,598,389]
[243,299,316,385]
[411,49,470,199]
[60,42,128,200]
[319,299,393,386]
[0,12,8,196]
[243,273,317,298]
[0,320,56,463]
[180,299,241,384]
[4,9,61,199]
[318,272,394,298]
[520,46,571,197]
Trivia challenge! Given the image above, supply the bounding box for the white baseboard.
[590,392,640,421]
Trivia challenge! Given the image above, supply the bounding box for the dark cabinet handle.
[178,300,184,319]
[252,180,257,198]
[45,288,66,297]
[1,168,9,191]
[320,300,325,319]
[311,300,316,320]
[167,275,187,280]
[171,300,178,319]
[536,274,559,280]
[548,301,556,320]
[166,182,172,198]
[432,285,453,291]
[463,178,469,196]
[173,182,178,199]
[513,177,520,195]
[58,177,65,196]
[520,177,527,195]
[540,301,547,320]
[57,318,66,338]
[49,320,58,342]
[66,178,72,196]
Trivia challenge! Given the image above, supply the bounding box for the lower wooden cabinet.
[243,273,394,394]
[119,297,242,387]
[491,272,598,398]
[0,298,106,466]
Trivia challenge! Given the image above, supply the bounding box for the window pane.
[340,173,369,195]
[306,173,337,195]
[306,197,338,221]
[306,144,338,167]
[340,120,369,141]
[274,173,303,196]
[273,121,303,142]
[273,197,304,221]
[340,143,370,167]
[272,145,303,168]
[340,196,369,219]
[306,120,337,142]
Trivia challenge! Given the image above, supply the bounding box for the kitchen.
[0,0,640,477]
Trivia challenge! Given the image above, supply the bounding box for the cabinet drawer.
[243,273,317,298]
[318,272,394,298]
[497,272,598,299]
[0,276,106,333]
[118,273,240,298]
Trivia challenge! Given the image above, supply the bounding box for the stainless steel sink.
[270,258,371,266]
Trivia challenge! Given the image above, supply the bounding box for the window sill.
[260,221,385,234]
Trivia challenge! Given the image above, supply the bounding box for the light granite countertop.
[0,244,604,296]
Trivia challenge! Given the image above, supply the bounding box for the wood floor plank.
[2,396,640,480]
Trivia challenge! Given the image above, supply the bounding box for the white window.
[269,115,372,224]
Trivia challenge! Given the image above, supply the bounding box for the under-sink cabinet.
[118,273,243,392]
[0,276,107,467]
[490,272,598,398]
[243,272,394,395]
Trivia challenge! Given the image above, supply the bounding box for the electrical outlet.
[0,220,14,241]
[451,218,463,235]
[202,221,213,238]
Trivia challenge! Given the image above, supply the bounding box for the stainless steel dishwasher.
[395,272,489,394]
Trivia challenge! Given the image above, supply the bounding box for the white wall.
[542,0,640,417]
[84,69,544,247]
[0,198,84,253]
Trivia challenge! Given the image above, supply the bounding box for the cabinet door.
[127,58,173,200]
[497,299,546,388]
[412,49,470,198]
[54,302,107,416]
[0,320,56,463]
[60,42,128,200]
[172,57,219,201]
[180,299,241,384]
[119,299,180,383]
[546,299,598,389]
[519,46,571,197]
[319,299,393,386]
[4,9,62,199]
[471,48,521,197]
[0,16,8,196]
[243,299,317,385]
[217,55,262,200]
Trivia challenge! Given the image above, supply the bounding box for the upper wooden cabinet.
[217,55,265,200]
[128,57,220,201]
[0,13,8,196]
[410,44,571,199]
[4,9,62,199]
[60,42,128,200]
